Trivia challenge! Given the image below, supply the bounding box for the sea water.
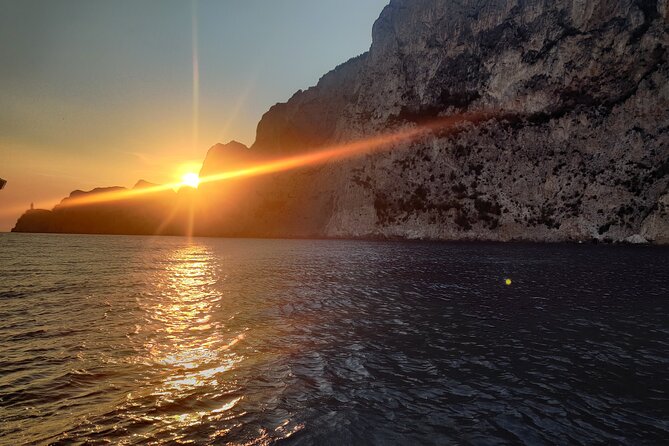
[0,233,667,444]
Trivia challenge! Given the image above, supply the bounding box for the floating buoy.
[505,278,512,286]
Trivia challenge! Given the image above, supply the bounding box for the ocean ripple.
[0,234,667,444]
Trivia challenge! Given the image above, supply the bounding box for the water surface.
[0,234,667,444]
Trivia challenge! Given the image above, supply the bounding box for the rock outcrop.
[12,182,192,236]
[224,0,669,242]
[13,0,669,243]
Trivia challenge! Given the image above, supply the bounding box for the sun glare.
[56,110,494,209]
[182,172,200,189]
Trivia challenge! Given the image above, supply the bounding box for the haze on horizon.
[0,0,388,232]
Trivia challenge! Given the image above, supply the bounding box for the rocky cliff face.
[213,0,668,243]
[14,0,669,243]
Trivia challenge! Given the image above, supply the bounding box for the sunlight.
[55,109,497,210]
[182,172,200,189]
[191,0,200,153]
[132,244,246,430]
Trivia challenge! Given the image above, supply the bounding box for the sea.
[0,233,667,445]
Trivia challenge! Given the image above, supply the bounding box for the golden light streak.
[57,182,183,208]
[217,78,256,142]
[186,198,196,240]
[191,0,200,153]
[174,160,203,184]
[56,110,495,209]
[197,110,494,185]
[154,203,183,236]
[182,172,200,189]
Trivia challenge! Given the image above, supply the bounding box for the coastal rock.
[12,184,186,235]
[13,0,669,243]
[200,141,257,177]
[133,180,160,189]
[625,234,649,244]
[213,0,669,243]
[640,190,669,243]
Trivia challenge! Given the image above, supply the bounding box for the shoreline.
[4,230,667,247]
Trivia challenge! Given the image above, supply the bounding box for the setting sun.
[181,172,200,189]
[2,1,667,445]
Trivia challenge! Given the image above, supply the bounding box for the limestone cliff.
[210,0,669,243]
[13,0,669,243]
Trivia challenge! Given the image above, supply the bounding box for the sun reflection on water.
[98,241,307,444]
[130,243,248,440]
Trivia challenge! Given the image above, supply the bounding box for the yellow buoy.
[505,278,512,286]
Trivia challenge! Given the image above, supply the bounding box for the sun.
[181,172,200,189]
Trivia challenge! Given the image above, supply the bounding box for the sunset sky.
[0,0,388,231]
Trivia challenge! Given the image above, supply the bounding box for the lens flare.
[191,0,200,154]
[182,173,200,189]
[55,110,497,209]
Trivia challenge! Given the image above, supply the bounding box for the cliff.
[13,0,669,243]
[218,0,669,243]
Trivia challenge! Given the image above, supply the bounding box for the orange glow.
[182,172,200,189]
[56,110,495,209]
[57,182,183,208]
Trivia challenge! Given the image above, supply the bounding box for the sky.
[0,0,388,231]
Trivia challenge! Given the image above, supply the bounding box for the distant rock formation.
[12,181,194,236]
[200,141,258,177]
[13,0,669,243]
